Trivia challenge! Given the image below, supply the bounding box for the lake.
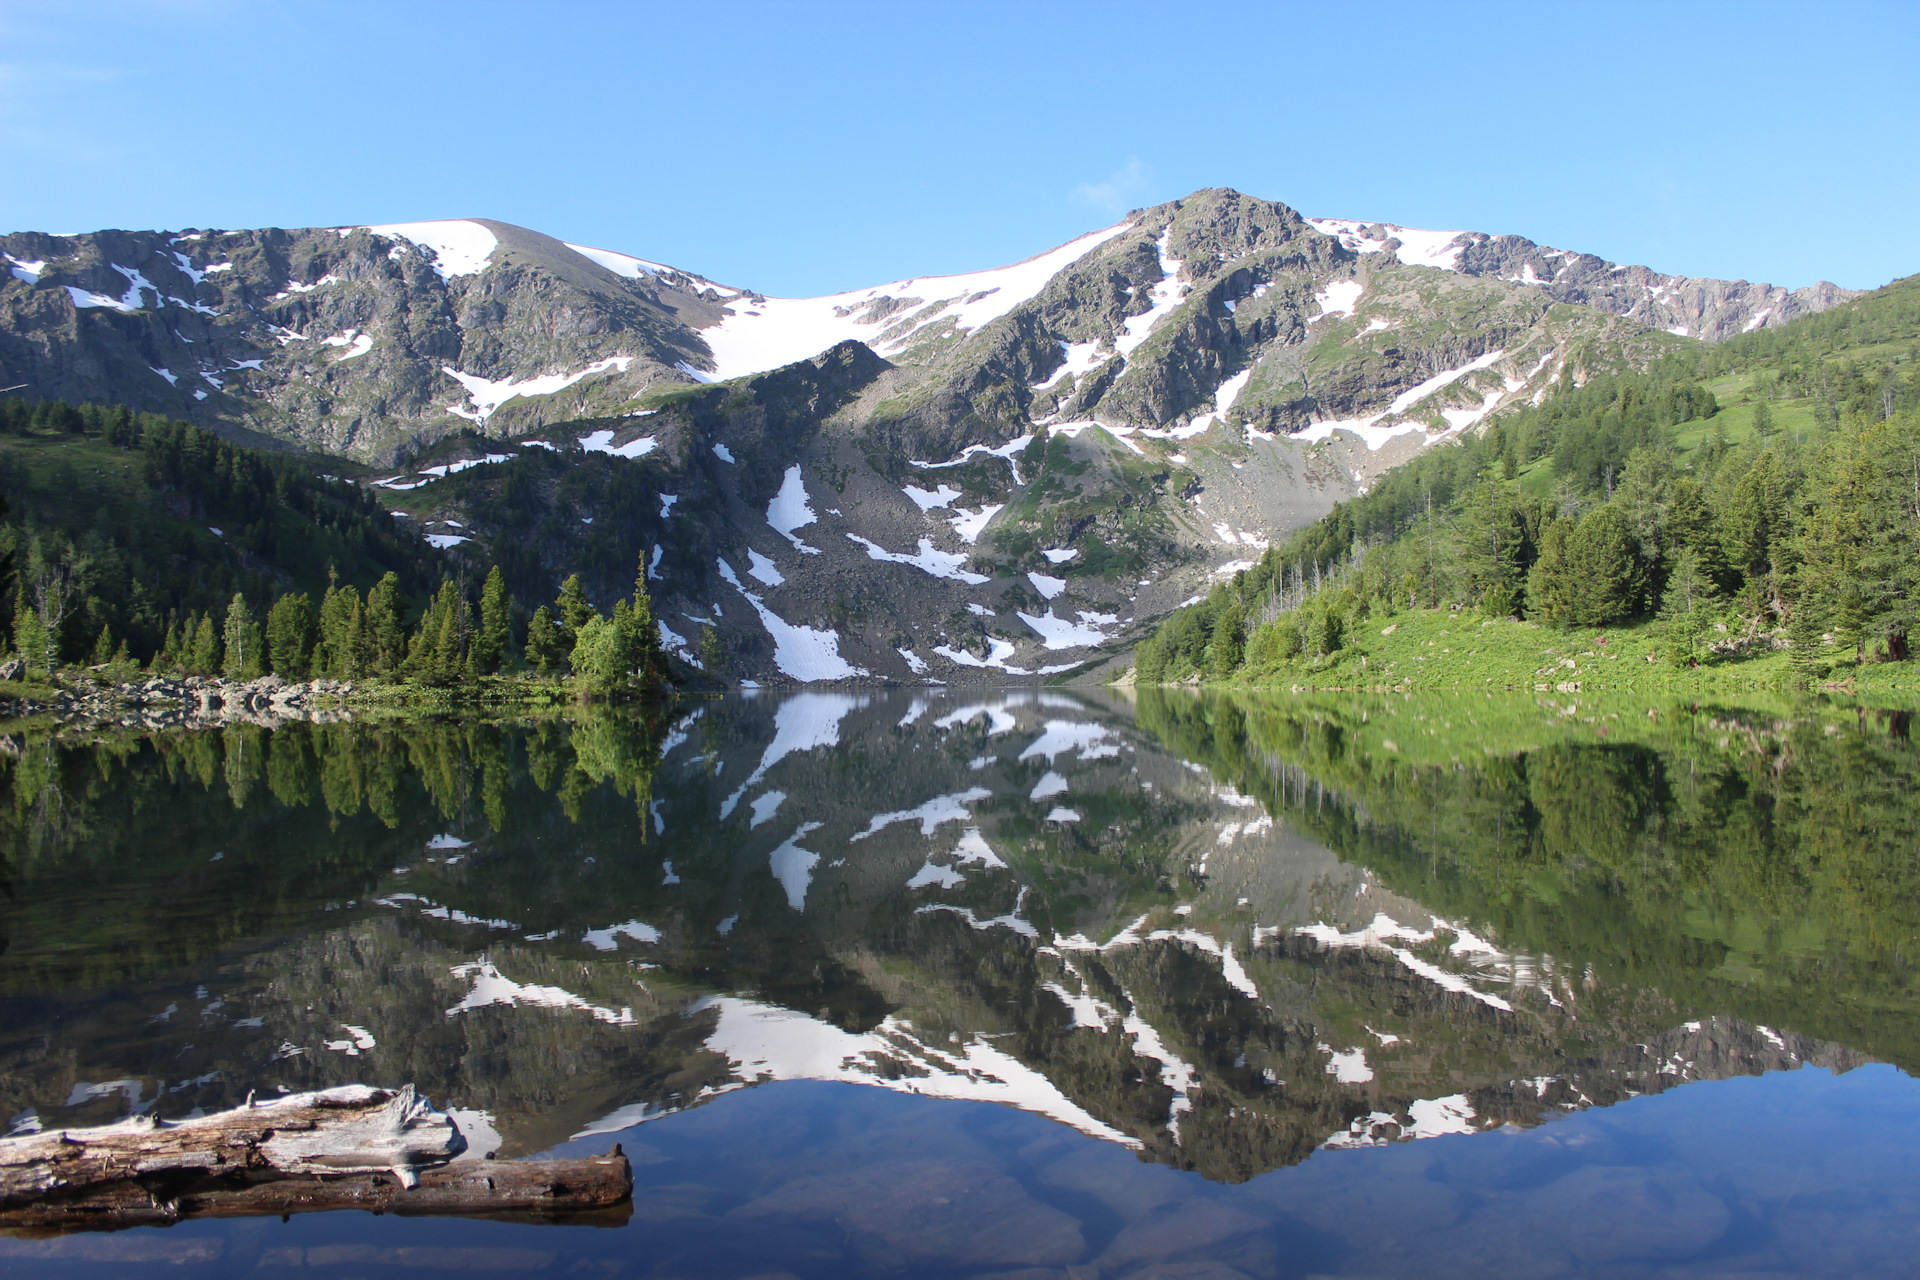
[1,689,1916,1277]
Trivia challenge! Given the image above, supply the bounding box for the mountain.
[0,190,1862,684]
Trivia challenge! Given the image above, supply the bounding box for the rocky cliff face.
[0,190,1860,684]
[0,219,723,460]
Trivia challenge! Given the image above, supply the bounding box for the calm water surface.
[1,689,1917,1278]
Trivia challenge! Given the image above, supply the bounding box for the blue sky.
[2,0,1914,296]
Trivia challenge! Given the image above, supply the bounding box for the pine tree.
[91,622,113,666]
[266,592,314,678]
[13,596,48,677]
[1526,517,1575,626]
[525,606,563,674]
[1564,505,1641,626]
[222,593,263,679]
[1207,602,1246,677]
[365,573,404,675]
[629,553,665,688]
[316,582,364,679]
[555,574,593,655]
[190,613,221,674]
[476,566,511,674]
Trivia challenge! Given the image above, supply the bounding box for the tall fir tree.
[477,566,511,674]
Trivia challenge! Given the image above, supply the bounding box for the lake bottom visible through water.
[4,1065,1918,1279]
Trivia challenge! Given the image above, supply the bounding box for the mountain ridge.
[0,189,1876,685]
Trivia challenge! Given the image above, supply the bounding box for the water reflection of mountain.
[0,691,1898,1183]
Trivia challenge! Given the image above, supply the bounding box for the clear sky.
[3,0,1914,297]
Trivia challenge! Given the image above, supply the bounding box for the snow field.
[696,222,1130,381]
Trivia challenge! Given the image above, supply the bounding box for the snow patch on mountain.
[767,465,822,553]
[1309,218,1468,271]
[579,428,657,459]
[1294,349,1507,450]
[1115,229,1189,358]
[444,356,635,423]
[846,533,990,584]
[361,220,498,278]
[695,223,1130,380]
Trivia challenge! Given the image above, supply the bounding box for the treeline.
[1138,274,1920,682]
[45,561,670,694]
[0,397,444,665]
[0,398,671,694]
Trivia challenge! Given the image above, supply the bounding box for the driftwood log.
[0,1085,631,1233]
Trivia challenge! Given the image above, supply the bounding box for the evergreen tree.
[476,566,511,675]
[316,582,364,679]
[1563,505,1641,626]
[364,573,405,675]
[1526,517,1576,626]
[555,574,594,655]
[190,613,221,674]
[266,592,315,678]
[1207,602,1245,677]
[1659,547,1722,667]
[525,606,564,674]
[629,553,664,688]
[222,593,263,679]
[13,596,49,677]
[407,580,471,685]
[91,623,113,666]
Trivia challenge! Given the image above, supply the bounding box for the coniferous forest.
[0,400,665,696]
[1136,272,1920,686]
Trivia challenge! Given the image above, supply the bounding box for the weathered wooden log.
[0,1084,632,1232]
[0,1086,461,1208]
[0,1151,633,1232]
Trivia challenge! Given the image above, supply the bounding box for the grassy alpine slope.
[1131,271,1920,695]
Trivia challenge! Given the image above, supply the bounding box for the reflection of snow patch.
[1030,771,1069,800]
[695,996,1135,1143]
[447,961,633,1025]
[1322,1044,1373,1083]
[749,790,786,828]
[850,787,992,842]
[582,920,660,951]
[769,822,824,910]
[907,860,965,890]
[721,692,865,817]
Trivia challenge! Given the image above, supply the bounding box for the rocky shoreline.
[0,670,358,731]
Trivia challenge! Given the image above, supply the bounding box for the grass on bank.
[1216,605,1918,697]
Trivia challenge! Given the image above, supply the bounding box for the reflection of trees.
[1137,688,1920,1068]
[0,696,1900,1183]
[0,708,668,992]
